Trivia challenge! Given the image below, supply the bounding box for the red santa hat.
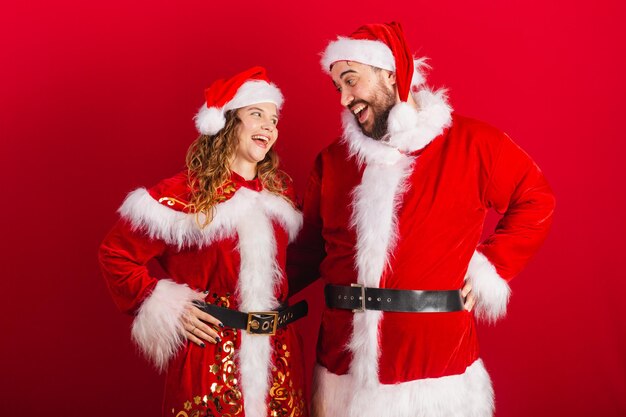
[320,21,427,101]
[194,66,284,136]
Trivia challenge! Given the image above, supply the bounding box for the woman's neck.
[229,159,257,181]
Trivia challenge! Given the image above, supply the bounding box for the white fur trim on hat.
[225,80,283,112]
[193,80,284,136]
[321,37,395,73]
[465,250,511,323]
[131,279,201,372]
[321,38,430,91]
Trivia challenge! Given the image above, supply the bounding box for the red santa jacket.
[99,171,307,417]
[288,88,555,417]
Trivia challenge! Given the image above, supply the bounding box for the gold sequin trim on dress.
[269,337,306,416]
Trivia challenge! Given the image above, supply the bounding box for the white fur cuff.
[465,251,511,323]
[131,279,199,371]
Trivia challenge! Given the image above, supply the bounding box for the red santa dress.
[99,171,307,417]
[288,88,555,417]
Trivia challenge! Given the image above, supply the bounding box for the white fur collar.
[342,88,452,166]
[118,187,302,249]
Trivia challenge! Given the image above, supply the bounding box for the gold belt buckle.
[351,283,366,313]
[246,311,279,335]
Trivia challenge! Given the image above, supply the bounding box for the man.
[288,22,555,417]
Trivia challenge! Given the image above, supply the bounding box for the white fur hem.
[118,187,302,249]
[311,359,494,417]
[465,251,511,323]
[131,279,199,372]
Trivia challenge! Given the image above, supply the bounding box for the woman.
[99,66,307,417]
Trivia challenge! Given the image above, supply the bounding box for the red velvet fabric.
[99,172,307,416]
[289,114,555,383]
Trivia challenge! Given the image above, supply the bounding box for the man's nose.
[340,90,354,108]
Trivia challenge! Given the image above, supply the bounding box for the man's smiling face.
[330,61,398,140]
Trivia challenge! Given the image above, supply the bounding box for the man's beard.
[357,83,396,140]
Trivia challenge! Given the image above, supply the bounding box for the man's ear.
[385,71,401,102]
[379,69,400,100]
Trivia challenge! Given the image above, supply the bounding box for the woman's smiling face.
[231,102,279,167]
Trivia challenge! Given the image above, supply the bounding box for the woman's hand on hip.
[182,303,224,347]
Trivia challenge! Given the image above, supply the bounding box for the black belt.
[325,284,464,313]
[192,300,308,335]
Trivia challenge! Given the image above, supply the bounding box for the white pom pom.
[386,89,452,153]
[387,101,420,135]
[194,105,226,135]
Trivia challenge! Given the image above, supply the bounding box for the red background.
[1,0,625,415]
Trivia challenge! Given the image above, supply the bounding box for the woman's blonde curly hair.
[185,109,289,228]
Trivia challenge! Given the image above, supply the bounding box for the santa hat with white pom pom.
[320,21,452,153]
[320,21,427,99]
[194,66,283,136]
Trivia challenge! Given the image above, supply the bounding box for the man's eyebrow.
[340,69,358,78]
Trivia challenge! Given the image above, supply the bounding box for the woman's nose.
[262,120,275,132]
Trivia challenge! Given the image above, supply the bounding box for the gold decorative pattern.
[171,309,242,417]
[268,335,306,417]
[203,300,243,417]
[215,182,238,203]
[208,291,231,309]
[172,341,242,416]
[158,196,189,209]
[171,293,306,416]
